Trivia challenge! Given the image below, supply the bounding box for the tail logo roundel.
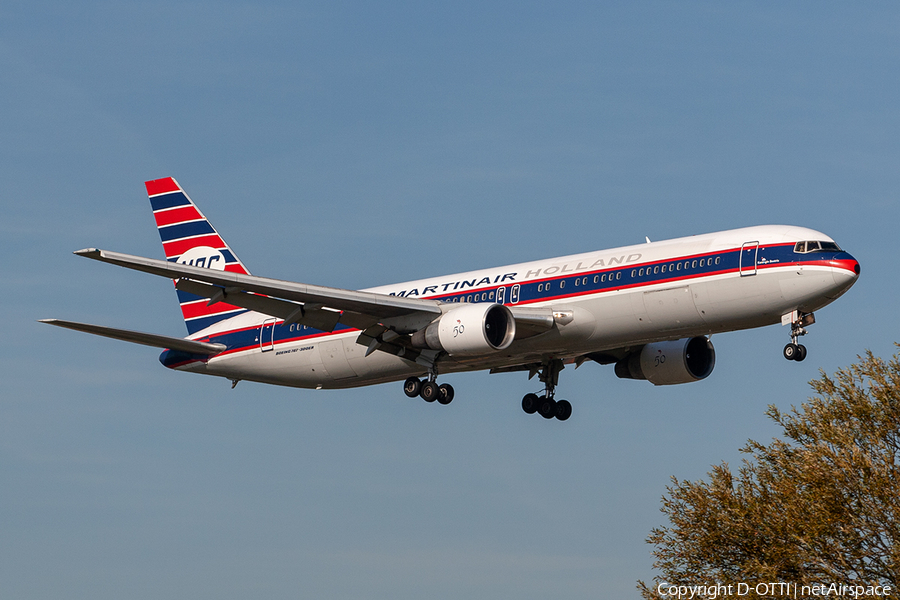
[178,246,227,271]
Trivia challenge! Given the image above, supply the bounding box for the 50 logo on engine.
[452,320,465,338]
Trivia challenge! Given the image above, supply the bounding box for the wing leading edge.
[74,247,444,334]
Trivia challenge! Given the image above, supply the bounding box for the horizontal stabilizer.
[38,319,226,355]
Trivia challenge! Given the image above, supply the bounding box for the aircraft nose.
[829,254,860,297]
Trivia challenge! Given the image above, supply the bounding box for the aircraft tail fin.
[145,177,250,335]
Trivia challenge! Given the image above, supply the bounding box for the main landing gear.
[783,311,815,362]
[403,375,454,405]
[521,358,572,422]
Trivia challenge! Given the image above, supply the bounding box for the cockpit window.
[794,240,842,253]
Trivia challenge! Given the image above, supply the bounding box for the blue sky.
[2,2,898,598]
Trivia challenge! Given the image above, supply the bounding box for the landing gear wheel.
[555,400,572,421]
[438,383,455,405]
[538,397,557,420]
[522,393,539,415]
[795,344,808,362]
[783,343,799,361]
[403,377,422,398]
[420,381,439,402]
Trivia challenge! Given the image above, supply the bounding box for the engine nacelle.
[614,336,715,385]
[411,303,516,356]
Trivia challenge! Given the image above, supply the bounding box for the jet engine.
[411,303,516,356]
[614,336,715,385]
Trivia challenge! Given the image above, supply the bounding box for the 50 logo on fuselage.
[178,246,227,271]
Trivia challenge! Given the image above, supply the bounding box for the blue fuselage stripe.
[173,245,851,359]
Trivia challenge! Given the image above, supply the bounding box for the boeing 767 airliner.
[42,177,860,421]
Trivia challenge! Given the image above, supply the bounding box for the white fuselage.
[169,225,859,389]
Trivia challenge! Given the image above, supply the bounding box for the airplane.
[42,177,861,422]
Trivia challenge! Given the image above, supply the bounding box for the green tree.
[639,350,899,598]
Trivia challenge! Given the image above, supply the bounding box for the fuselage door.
[259,318,276,352]
[496,286,506,305]
[739,241,759,277]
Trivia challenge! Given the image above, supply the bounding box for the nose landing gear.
[783,311,815,362]
[521,358,572,421]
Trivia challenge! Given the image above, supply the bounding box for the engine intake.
[411,303,516,356]
[614,336,715,385]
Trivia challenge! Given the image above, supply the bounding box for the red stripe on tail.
[145,177,181,196]
[153,205,204,227]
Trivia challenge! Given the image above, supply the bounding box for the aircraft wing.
[75,248,444,333]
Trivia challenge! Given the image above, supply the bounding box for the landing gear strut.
[521,358,572,421]
[783,311,815,362]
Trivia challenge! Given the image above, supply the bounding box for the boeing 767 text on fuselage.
[42,177,860,421]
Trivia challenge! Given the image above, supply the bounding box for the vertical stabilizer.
[145,177,250,335]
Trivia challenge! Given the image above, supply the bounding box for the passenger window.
[715,256,721,265]
[482,292,487,301]
[699,259,705,267]
[638,268,644,276]
[560,281,566,289]
[692,260,697,268]
[594,275,599,284]
[574,279,579,287]
[466,295,472,302]
[538,283,543,292]
[676,263,681,271]
[616,272,621,280]
[631,270,636,277]
[653,266,659,274]
[601,274,606,282]
[489,291,494,300]
[661,265,667,273]
[583,277,588,286]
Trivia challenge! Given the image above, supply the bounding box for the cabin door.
[259,318,276,352]
[739,241,759,276]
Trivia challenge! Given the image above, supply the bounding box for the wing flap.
[39,319,226,355]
